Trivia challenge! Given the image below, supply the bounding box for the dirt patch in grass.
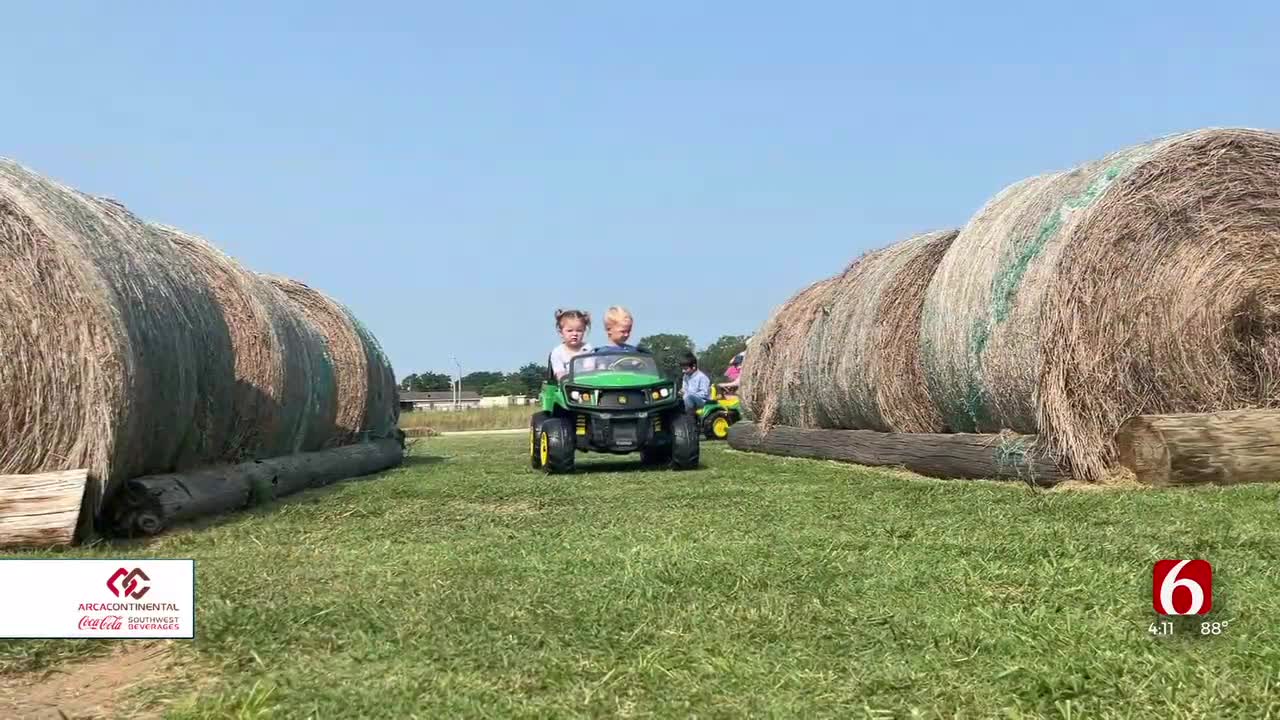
[0,641,197,719]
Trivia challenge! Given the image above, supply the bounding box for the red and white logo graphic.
[1152,559,1212,615]
[107,567,151,599]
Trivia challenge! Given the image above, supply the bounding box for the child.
[598,305,637,352]
[549,308,594,379]
[678,351,711,414]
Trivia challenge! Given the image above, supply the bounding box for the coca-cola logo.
[107,568,151,599]
[79,615,123,631]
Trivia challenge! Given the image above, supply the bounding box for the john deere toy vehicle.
[529,350,699,473]
[697,385,742,440]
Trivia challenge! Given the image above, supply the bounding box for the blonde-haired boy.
[600,306,638,351]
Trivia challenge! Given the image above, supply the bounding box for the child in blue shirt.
[679,351,711,414]
[598,306,638,352]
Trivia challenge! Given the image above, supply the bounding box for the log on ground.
[727,421,1068,486]
[107,439,404,537]
[1116,408,1280,486]
[0,469,88,548]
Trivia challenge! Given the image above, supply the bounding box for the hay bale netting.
[157,225,336,460]
[344,311,401,439]
[0,159,236,518]
[921,127,1280,481]
[263,276,397,445]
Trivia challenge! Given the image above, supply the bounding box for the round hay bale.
[739,276,841,429]
[923,127,1280,480]
[814,229,958,432]
[1039,128,1280,480]
[0,159,232,515]
[344,311,401,439]
[157,225,323,460]
[257,278,340,452]
[263,276,373,446]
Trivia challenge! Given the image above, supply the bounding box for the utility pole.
[452,356,462,410]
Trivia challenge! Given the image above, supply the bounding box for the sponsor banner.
[0,559,194,638]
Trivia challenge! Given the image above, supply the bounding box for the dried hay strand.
[0,159,233,515]
[158,225,321,460]
[813,229,958,432]
[263,276,382,446]
[1038,128,1280,481]
[738,276,841,429]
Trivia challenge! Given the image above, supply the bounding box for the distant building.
[399,390,482,412]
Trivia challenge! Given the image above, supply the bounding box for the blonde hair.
[555,308,591,330]
[604,305,633,327]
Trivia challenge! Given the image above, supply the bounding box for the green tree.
[637,333,695,381]
[512,362,548,396]
[399,372,452,392]
[699,334,749,381]
[461,371,505,392]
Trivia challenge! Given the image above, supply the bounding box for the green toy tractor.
[697,384,743,441]
[529,350,699,473]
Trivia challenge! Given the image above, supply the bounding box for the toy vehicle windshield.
[569,351,660,378]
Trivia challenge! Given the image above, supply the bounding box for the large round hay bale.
[740,229,958,433]
[814,229,958,432]
[158,226,330,460]
[923,127,1280,480]
[0,159,233,515]
[263,276,390,446]
[739,276,842,429]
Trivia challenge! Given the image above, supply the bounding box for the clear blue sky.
[4,2,1278,378]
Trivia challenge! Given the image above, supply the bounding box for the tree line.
[398,333,750,397]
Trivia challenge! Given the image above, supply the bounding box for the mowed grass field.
[399,406,529,432]
[3,434,1280,718]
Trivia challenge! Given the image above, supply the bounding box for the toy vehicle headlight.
[660,387,671,398]
[570,389,581,401]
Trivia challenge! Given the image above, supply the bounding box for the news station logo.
[1152,559,1212,616]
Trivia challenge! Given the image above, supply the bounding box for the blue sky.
[4,2,1278,378]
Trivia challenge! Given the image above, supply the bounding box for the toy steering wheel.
[609,356,648,371]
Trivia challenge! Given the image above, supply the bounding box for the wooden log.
[107,439,404,537]
[0,469,88,548]
[1115,408,1280,486]
[727,422,1069,486]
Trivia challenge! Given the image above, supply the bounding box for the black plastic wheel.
[529,411,548,469]
[670,414,700,470]
[541,417,576,474]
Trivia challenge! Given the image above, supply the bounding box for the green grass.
[399,405,530,432]
[4,435,1280,718]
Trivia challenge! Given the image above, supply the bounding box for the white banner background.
[0,559,194,638]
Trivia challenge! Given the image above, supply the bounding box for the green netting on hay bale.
[343,310,401,440]
[263,276,398,447]
[0,160,235,515]
[259,278,341,452]
[159,225,326,461]
[923,127,1280,481]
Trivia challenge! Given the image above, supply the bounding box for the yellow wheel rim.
[530,428,535,457]
[540,432,549,465]
[713,417,729,438]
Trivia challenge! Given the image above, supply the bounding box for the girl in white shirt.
[549,308,594,379]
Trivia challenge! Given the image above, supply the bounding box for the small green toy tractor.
[529,350,699,473]
[697,385,742,441]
